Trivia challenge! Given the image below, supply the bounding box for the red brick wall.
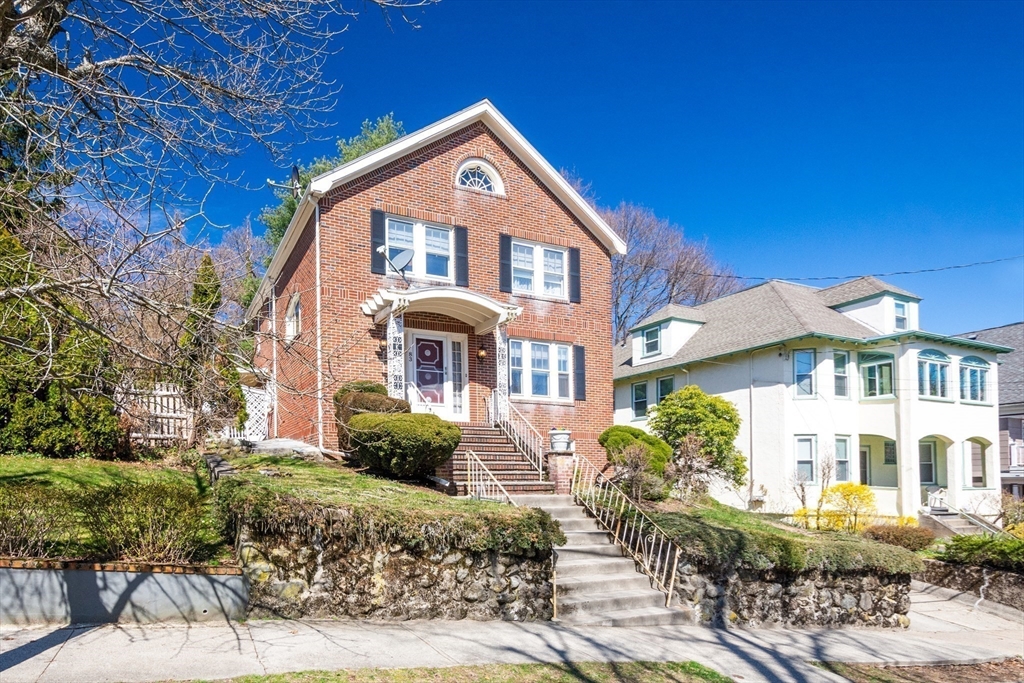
[262,122,614,463]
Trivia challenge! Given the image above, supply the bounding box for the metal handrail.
[465,449,517,506]
[406,382,438,415]
[570,453,682,607]
[486,389,544,480]
[926,488,1006,536]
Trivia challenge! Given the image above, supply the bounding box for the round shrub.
[598,425,673,475]
[334,390,410,450]
[336,380,388,397]
[349,412,462,478]
[862,524,936,551]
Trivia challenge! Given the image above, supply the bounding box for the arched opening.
[918,434,952,504]
[857,434,898,488]
[965,437,992,488]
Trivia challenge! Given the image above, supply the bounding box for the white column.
[494,325,508,398]
[387,312,405,399]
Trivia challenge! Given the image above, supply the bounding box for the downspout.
[271,282,279,438]
[315,203,324,452]
[748,351,755,505]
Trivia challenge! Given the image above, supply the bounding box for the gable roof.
[630,304,707,331]
[248,100,626,319]
[614,279,1010,380]
[816,276,920,307]
[956,322,1023,406]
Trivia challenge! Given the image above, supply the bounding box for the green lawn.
[0,453,207,491]
[198,661,732,683]
[215,454,564,554]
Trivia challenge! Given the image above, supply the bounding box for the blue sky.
[208,0,1024,335]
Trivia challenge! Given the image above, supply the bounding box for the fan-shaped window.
[961,356,989,368]
[456,159,504,195]
[918,349,950,362]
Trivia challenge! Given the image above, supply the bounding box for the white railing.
[406,382,438,415]
[926,488,1006,536]
[571,453,682,607]
[486,389,544,480]
[465,449,517,506]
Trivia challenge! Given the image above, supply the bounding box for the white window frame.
[510,239,568,300]
[919,441,936,485]
[508,338,573,402]
[657,375,675,403]
[894,301,908,330]
[385,216,454,282]
[632,381,648,419]
[833,351,849,398]
[917,351,950,399]
[794,349,816,398]
[643,327,662,357]
[959,363,989,403]
[861,359,895,398]
[455,158,505,195]
[835,436,851,482]
[796,435,817,484]
[284,294,301,344]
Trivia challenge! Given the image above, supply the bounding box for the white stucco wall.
[835,295,919,335]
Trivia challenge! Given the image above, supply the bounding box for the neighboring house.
[612,277,1012,518]
[957,322,1024,499]
[247,100,626,465]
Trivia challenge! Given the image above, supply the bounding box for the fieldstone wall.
[672,563,911,628]
[914,559,1024,612]
[238,526,554,621]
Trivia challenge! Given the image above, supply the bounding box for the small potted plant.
[549,426,572,452]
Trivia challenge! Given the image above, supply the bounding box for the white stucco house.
[612,276,1014,519]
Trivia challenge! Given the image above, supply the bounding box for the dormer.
[630,304,706,366]
[816,277,921,335]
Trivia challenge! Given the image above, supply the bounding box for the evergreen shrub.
[349,413,461,478]
[598,425,673,475]
[862,524,936,551]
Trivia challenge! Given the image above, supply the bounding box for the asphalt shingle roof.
[956,322,1024,406]
[815,276,920,307]
[615,280,879,379]
[631,304,707,330]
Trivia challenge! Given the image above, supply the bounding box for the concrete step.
[557,588,668,616]
[561,530,612,547]
[535,505,591,521]
[556,544,623,562]
[556,573,653,597]
[551,517,599,531]
[558,605,695,627]
[555,557,642,579]
[512,494,572,507]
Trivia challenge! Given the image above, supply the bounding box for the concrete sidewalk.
[2,588,1021,683]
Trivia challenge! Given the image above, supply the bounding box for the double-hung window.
[794,350,815,397]
[919,442,936,484]
[511,240,567,298]
[834,351,849,397]
[632,382,648,419]
[657,376,675,403]
[509,339,572,401]
[385,217,453,281]
[835,437,850,482]
[796,436,816,483]
[643,327,661,357]
[860,353,895,398]
[960,356,989,402]
[894,302,908,330]
[917,349,949,399]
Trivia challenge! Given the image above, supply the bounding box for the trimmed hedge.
[598,425,673,475]
[939,534,1024,574]
[349,412,462,478]
[334,389,410,450]
[862,524,935,552]
[336,380,388,397]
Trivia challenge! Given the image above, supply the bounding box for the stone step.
[561,530,612,547]
[555,557,644,579]
[557,588,668,616]
[512,494,573,506]
[556,544,623,562]
[556,573,653,597]
[453,481,556,495]
[558,605,695,627]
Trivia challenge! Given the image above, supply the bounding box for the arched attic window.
[456,159,504,195]
[917,349,950,398]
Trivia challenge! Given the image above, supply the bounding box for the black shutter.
[370,210,386,274]
[568,247,581,303]
[499,234,512,293]
[454,226,469,287]
[573,345,586,401]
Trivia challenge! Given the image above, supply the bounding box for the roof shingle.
[816,276,919,308]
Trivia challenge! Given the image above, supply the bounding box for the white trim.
[510,238,567,300]
[793,349,816,399]
[361,287,521,335]
[795,434,817,484]
[385,215,455,283]
[271,282,278,438]
[246,100,626,321]
[456,158,505,195]
[508,338,573,403]
[407,332,469,421]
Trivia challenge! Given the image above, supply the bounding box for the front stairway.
[449,424,555,495]
[514,494,695,627]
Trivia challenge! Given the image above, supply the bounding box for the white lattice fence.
[220,386,270,442]
[128,382,190,445]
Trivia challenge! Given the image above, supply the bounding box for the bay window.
[509,339,572,401]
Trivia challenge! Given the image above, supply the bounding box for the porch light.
[378,338,388,351]
[477,345,487,359]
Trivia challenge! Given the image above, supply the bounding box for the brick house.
[247,101,626,480]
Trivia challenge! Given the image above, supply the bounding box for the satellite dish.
[390,248,414,272]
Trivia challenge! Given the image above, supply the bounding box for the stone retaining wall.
[914,558,1024,612]
[238,527,554,621]
[672,563,911,628]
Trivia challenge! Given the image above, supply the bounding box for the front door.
[408,334,468,421]
[859,446,870,486]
